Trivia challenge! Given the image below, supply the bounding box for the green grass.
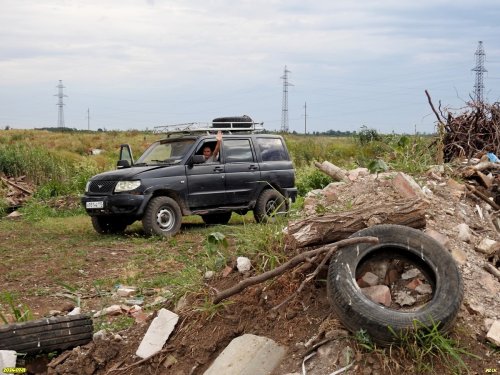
[388,320,480,374]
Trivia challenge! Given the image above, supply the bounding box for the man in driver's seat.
[203,130,222,163]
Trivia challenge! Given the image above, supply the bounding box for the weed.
[355,329,376,352]
[194,298,234,320]
[388,320,479,374]
[94,315,135,333]
[295,165,333,196]
[0,292,33,324]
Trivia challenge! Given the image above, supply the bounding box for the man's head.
[203,146,212,160]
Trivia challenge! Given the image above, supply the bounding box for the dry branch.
[213,236,379,304]
[484,263,500,282]
[466,184,500,211]
[285,198,427,248]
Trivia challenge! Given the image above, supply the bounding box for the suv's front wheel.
[142,196,182,237]
[253,189,287,223]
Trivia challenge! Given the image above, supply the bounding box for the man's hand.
[216,130,222,141]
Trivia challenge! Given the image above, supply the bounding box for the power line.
[472,41,487,103]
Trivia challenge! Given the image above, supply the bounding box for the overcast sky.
[1,0,499,134]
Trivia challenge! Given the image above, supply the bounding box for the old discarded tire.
[91,216,128,234]
[253,189,287,223]
[0,314,93,354]
[327,224,463,346]
[201,212,232,225]
[212,115,253,128]
[142,196,182,237]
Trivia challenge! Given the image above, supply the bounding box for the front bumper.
[81,194,149,217]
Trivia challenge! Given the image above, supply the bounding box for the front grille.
[88,180,116,194]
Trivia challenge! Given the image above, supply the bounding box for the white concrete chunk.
[117,286,137,297]
[486,320,500,346]
[0,350,17,372]
[475,238,498,255]
[236,257,252,272]
[456,223,472,243]
[203,334,286,375]
[136,308,179,359]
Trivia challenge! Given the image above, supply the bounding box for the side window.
[223,139,254,163]
[257,138,288,161]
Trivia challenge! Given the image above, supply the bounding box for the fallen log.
[213,236,379,304]
[285,198,427,248]
[314,161,348,182]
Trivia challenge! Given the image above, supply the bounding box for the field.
[1,129,498,374]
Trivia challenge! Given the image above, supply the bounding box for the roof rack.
[153,121,265,135]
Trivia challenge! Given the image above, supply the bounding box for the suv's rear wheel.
[142,196,182,237]
[91,216,128,234]
[201,212,232,225]
[253,189,287,223]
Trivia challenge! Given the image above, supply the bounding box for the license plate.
[86,201,104,209]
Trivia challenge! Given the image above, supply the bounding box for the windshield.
[135,139,195,165]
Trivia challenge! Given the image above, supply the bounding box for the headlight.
[114,180,141,192]
[85,181,91,193]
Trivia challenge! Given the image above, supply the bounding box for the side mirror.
[191,155,206,165]
[116,159,131,169]
[119,144,134,166]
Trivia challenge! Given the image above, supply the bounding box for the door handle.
[248,165,259,170]
[213,166,224,172]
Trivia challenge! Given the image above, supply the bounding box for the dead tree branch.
[213,236,379,304]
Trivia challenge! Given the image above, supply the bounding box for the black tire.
[253,189,288,223]
[212,115,253,129]
[0,314,92,354]
[142,196,182,237]
[201,212,232,225]
[327,224,463,346]
[91,216,128,234]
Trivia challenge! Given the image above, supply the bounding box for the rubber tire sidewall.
[327,224,464,346]
[142,196,182,237]
[253,189,287,223]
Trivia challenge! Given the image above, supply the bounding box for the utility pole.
[304,102,307,134]
[55,80,67,128]
[472,41,487,103]
[280,66,293,133]
[87,108,90,131]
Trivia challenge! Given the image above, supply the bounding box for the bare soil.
[1,170,500,375]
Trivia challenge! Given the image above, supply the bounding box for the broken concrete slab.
[0,350,17,373]
[135,308,179,359]
[486,320,500,346]
[203,334,286,375]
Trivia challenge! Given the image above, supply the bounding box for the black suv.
[81,118,297,237]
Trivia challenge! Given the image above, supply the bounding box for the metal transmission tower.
[55,80,67,128]
[472,41,487,103]
[280,66,293,132]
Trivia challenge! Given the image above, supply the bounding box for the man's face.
[203,147,212,159]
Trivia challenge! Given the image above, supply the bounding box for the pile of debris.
[426,91,500,162]
[0,174,33,210]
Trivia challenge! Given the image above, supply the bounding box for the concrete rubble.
[203,334,286,375]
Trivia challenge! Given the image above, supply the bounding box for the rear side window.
[257,138,289,161]
[224,139,254,163]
